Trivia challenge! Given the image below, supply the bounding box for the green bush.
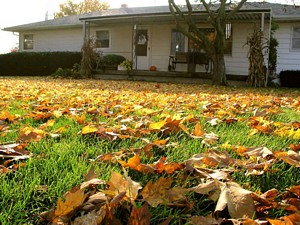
[0,52,81,76]
[101,54,126,66]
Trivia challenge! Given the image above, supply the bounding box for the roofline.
[79,8,272,22]
[2,24,82,32]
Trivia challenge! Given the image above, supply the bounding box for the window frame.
[23,34,34,50]
[95,30,110,49]
[291,25,300,51]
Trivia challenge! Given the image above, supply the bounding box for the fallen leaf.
[128,204,151,225]
[215,181,256,219]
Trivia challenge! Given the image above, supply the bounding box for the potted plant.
[118,59,133,72]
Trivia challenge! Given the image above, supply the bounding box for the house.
[3,2,300,78]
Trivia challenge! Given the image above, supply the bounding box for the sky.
[0,0,297,54]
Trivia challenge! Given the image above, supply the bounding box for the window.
[23,34,33,50]
[224,23,233,55]
[292,26,300,50]
[171,30,185,55]
[95,30,110,48]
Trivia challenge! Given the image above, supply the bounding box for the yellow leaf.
[149,120,166,130]
[81,125,98,134]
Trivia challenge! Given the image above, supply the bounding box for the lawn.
[0,77,299,225]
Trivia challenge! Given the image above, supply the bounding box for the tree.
[55,0,109,18]
[168,0,247,85]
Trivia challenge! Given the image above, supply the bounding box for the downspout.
[266,10,272,87]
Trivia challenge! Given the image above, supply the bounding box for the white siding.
[274,22,300,72]
[151,24,174,71]
[90,24,132,60]
[20,28,83,52]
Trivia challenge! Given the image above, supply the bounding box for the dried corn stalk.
[246,26,266,87]
[80,38,96,78]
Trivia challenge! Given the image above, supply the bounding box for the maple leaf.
[103,171,142,203]
[142,177,173,207]
[191,122,205,138]
[54,186,87,220]
[153,157,184,175]
[128,204,151,225]
[214,181,256,219]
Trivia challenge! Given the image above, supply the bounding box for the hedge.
[279,70,300,88]
[0,52,81,76]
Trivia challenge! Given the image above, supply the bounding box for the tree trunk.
[211,53,227,86]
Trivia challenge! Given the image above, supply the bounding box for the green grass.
[0,77,299,224]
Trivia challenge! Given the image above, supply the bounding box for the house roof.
[3,2,300,32]
[3,15,82,32]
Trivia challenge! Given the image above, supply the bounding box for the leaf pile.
[0,77,299,224]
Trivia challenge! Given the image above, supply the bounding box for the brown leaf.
[189,180,220,195]
[84,166,98,181]
[189,214,220,225]
[287,185,300,198]
[158,216,173,225]
[142,177,173,207]
[215,182,256,219]
[186,149,235,168]
[128,204,151,225]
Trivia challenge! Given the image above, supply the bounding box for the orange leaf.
[274,151,300,167]
[118,154,155,173]
[290,143,300,151]
[192,122,205,137]
[54,186,86,218]
[76,114,86,125]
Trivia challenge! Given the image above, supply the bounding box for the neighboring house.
[3,2,300,77]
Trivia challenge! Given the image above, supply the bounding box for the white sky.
[0,0,297,53]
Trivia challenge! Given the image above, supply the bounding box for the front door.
[136,29,149,70]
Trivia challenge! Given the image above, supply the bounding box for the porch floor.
[93,69,248,86]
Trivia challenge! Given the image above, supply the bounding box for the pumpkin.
[149,65,157,71]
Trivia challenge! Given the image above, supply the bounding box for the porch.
[92,69,247,85]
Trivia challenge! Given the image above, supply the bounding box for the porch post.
[132,23,137,70]
[83,21,90,41]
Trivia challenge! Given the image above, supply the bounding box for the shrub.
[101,54,126,66]
[279,70,300,88]
[0,52,81,76]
